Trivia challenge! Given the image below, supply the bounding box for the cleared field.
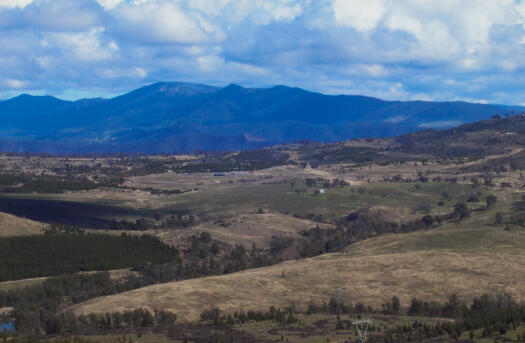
[0,211,46,236]
[0,180,481,229]
[149,181,481,222]
[156,212,334,248]
[71,221,525,322]
[126,165,313,191]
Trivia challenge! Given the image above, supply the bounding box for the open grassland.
[0,211,46,236]
[156,213,334,248]
[71,216,525,322]
[153,180,484,219]
[0,179,483,229]
[126,176,485,220]
[126,165,314,190]
[346,224,525,256]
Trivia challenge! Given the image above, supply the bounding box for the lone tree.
[453,202,470,220]
[382,296,401,314]
[486,195,498,209]
[495,212,504,225]
[422,214,434,226]
[392,296,400,313]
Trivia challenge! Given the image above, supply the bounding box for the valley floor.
[3,118,525,342]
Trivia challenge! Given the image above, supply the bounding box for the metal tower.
[352,319,372,343]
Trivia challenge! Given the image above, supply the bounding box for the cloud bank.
[1,0,525,104]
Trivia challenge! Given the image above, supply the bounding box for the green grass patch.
[163,182,485,221]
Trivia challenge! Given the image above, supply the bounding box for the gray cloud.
[0,0,525,104]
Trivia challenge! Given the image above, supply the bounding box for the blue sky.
[1,0,525,104]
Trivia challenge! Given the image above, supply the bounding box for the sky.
[1,0,525,104]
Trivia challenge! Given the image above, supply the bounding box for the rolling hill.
[0,211,46,237]
[71,223,525,322]
[0,82,521,154]
[68,172,525,321]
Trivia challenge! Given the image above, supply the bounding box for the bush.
[495,212,503,224]
[453,202,470,220]
[486,195,498,208]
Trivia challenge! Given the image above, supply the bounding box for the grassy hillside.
[71,218,525,322]
[0,211,46,237]
[156,212,334,249]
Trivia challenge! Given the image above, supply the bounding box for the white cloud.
[385,13,457,60]
[16,0,105,31]
[500,60,517,71]
[258,0,304,22]
[227,61,268,77]
[50,27,116,62]
[6,79,26,88]
[187,0,305,24]
[134,67,147,78]
[96,0,125,10]
[361,64,389,77]
[98,66,148,79]
[109,41,118,51]
[332,0,385,32]
[0,0,33,8]
[330,0,525,65]
[197,55,224,72]
[1,0,525,105]
[113,1,224,44]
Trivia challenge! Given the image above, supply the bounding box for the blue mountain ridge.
[0,81,520,154]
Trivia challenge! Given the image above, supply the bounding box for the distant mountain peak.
[271,85,291,90]
[3,94,69,108]
[10,94,61,101]
[0,81,522,154]
[154,82,218,97]
[222,83,244,90]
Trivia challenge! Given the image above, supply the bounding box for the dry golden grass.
[156,213,333,248]
[126,165,315,192]
[71,224,525,322]
[0,211,46,237]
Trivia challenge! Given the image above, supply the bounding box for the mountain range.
[0,81,521,154]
